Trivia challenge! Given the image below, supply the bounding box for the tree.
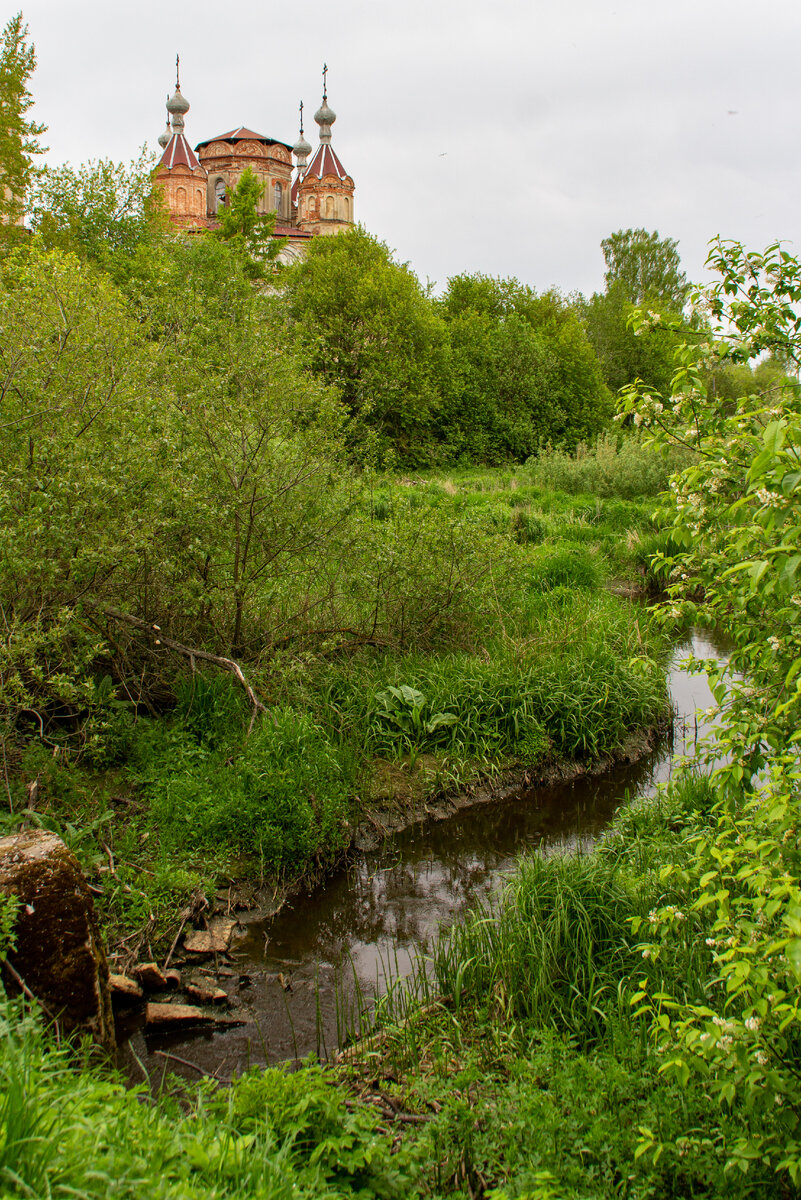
[213,166,286,278]
[29,151,164,277]
[0,12,46,231]
[620,241,801,1180]
[284,226,450,464]
[601,227,688,310]
[582,281,682,396]
[439,273,611,460]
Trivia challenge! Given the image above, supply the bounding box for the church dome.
[167,86,190,117]
[314,98,336,129]
[293,131,312,159]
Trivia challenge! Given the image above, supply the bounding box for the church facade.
[154,67,355,260]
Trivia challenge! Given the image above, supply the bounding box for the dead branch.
[98,607,268,731]
[153,1049,231,1084]
[3,958,58,1025]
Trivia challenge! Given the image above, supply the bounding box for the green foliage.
[432,853,640,1040]
[527,544,601,591]
[529,431,695,498]
[310,592,667,769]
[439,274,612,461]
[0,998,418,1198]
[0,893,17,962]
[212,165,286,277]
[617,239,801,1184]
[135,705,352,871]
[582,280,685,396]
[29,151,163,277]
[220,1062,415,1196]
[284,225,450,463]
[601,227,688,310]
[0,12,45,234]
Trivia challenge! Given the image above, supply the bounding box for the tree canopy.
[601,227,688,310]
[439,273,612,460]
[212,166,286,278]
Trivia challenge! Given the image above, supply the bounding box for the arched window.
[273,181,283,215]
[325,195,334,219]
[176,186,187,210]
[196,189,204,210]
[214,177,227,212]
[344,196,351,221]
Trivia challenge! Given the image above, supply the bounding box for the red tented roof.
[159,134,203,172]
[196,126,293,152]
[303,143,350,181]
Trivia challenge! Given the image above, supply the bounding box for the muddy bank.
[351,722,665,853]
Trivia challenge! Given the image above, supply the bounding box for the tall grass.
[528,431,696,498]
[0,998,417,1199]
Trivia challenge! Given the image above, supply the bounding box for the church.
[154,64,355,260]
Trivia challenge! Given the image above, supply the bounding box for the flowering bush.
[620,240,801,1184]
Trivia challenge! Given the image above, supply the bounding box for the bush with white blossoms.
[620,240,801,1184]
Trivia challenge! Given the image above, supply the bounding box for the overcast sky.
[15,0,801,296]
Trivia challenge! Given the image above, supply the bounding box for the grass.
[0,999,420,1199]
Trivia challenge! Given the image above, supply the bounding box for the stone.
[0,830,115,1052]
[145,1002,213,1028]
[185,981,228,1005]
[183,917,237,954]
[133,961,168,991]
[109,973,143,1001]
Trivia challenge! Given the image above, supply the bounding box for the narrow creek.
[119,628,728,1084]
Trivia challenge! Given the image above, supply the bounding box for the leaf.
[763,419,786,453]
[785,938,801,979]
[425,711,458,734]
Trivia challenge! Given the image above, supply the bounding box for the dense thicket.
[283,228,612,464]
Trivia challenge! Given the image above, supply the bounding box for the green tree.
[29,151,164,280]
[620,240,801,1181]
[439,273,611,461]
[213,166,286,278]
[284,225,450,464]
[601,227,688,310]
[582,281,682,396]
[0,12,46,232]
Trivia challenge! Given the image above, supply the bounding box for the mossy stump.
[0,830,115,1052]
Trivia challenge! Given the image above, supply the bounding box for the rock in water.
[0,830,115,1052]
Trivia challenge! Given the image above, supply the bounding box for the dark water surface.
[120,629,728,1083]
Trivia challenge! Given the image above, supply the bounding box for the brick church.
[155,64,355,260]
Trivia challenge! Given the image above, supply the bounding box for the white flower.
[745,1016,761,1032]
[633,413,644,427]
[768,636,782,652]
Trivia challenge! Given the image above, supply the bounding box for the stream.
[119,628,728,1084]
